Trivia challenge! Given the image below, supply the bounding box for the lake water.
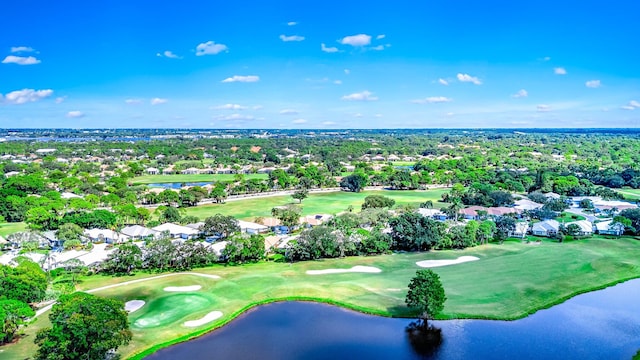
[146,279,640,360]
[147,182,213,189]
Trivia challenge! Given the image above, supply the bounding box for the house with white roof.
[417,208,448,221]
[152,223,199,239]
[84,229,129,244]
[120,225,159,240]
[565,220,593,236]
[509,222,530,239]
[594,220,625,236]
[146,167,159,175]
[237,220,269,234]
[531,220,560,237]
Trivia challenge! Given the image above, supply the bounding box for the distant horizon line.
[2,127,640,131]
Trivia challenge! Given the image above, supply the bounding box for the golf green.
[132,294,214,329]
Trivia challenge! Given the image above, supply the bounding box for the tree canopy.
[35,292,132,360]
[406,269,446,321]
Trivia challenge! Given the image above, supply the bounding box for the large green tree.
[35,292,131,360]
[0,299,35,344]
[406,269,446,321]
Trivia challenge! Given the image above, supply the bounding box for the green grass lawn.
[0,222,26,237]
[616,188,640,200]
[183,189,449,220]
[130,173,268,185]
[3,236,639,360]
[555,212,586,222]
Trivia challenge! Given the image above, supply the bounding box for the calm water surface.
[146,279,640,360]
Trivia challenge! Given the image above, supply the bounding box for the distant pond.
[147,182,213,189]
[146,279,640,360]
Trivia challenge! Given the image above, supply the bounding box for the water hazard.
[146,279,640,360]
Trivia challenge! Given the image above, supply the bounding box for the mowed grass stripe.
[183,189,449,220]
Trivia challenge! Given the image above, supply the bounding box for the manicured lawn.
[555,212,586,222]
[4,236,639,360]
[183,189,449,220]
[130,173,268,185]
[0,222,26,237]
[616,188,640,200]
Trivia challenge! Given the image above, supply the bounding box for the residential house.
[594,220,625,236]
[181,167,200,175]
[459,206,521,220]
[263,235,281,252]
[237,220,269,234]
[417,208,448,221]
[565,220,593,236]
[531,220,560,237]
[509,222,530,239]
[299,214,332,227]
[152,223,199,239]
[146,167,159,175]
[162,167,174,175]
[514,199,544,211]
[120,225,159,240]
[84,229,128,244]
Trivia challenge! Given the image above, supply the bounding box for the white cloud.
[150,98,168,105]
[252,105,264,110]
[157,50,181,59]
[321,43,339,53]
[10,46,35,53]
[542,56,551,61]
[411,96,453,104]
[292,119,307,124]
[215,104,247,110]
[279,109,299,115]
[322,121,336,125]
[457,73,482,85]
[125,99,142,105]
[221,75,260,83]
[195,41,228,56]
[354,113,363,118]
[629,100,640,108]
[376,34,386,40]
[280,34,305,42]
[585,80,601,88]
[370,45,385,51]
[66,110,85,118]
[287,21,297,26]
[341,90,378,101]
[340,34,372,46]
[2,88,53,104]
[214,114,255,121]
[375,114,383,118]
[55,97,66,104]
[438,78,449,86]
[536,104,551,112]
[512,89,528,98]
[344,69,350,75]
[334,80,342,85]
[2,55,41,65]
[554,67,567,75]
[621,106,635,111]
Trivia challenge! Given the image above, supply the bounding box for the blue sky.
[1,1,639,128]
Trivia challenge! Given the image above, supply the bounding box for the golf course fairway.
[2,236,639,360]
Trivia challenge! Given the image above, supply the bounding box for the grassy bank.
[184,189,449,220]
[3,236,638,359]
[130,173,268,185]
[0,222,26,237]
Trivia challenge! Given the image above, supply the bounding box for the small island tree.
[406,269,446,323]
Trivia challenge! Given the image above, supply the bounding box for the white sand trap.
[163,285,202,292]
[183,311,223,327]
[125,300,145,313]
[416,256,480,268]
[306,265,382,275]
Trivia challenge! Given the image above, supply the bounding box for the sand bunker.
[163,285,202,292]
[125,300,145,313]
[183,311,223,327]
[416,256,479,268]
[306,265,382,275]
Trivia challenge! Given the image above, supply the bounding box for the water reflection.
[406,321,443,357]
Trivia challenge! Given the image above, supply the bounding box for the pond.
[146,279,640,360]
[147,182,213,189]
